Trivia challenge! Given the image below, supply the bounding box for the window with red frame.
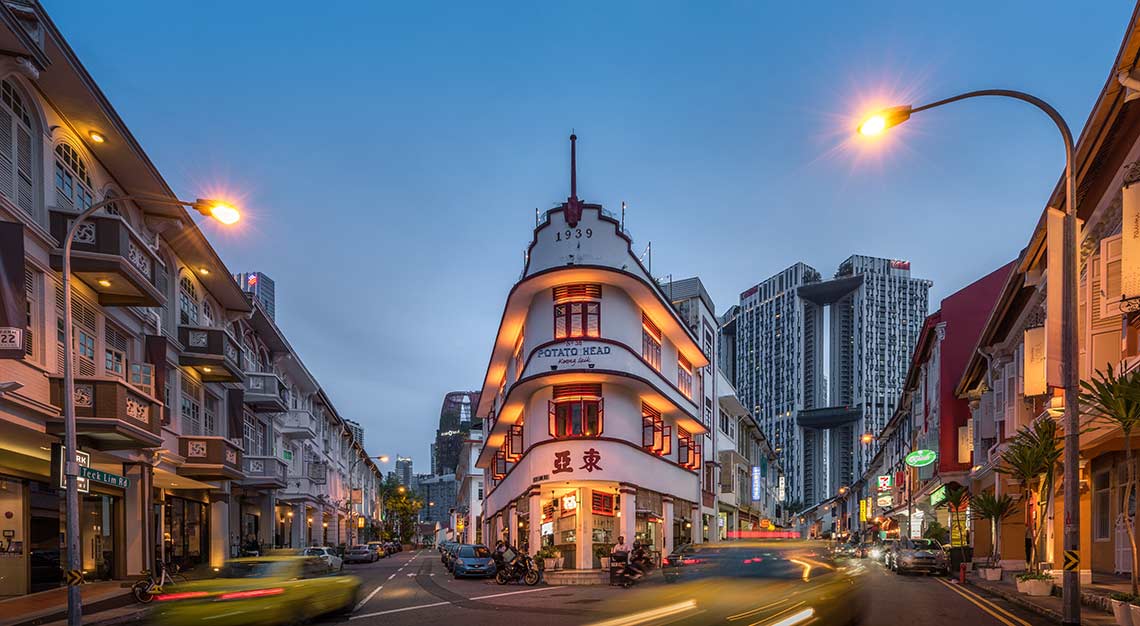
[591,491,615,516]
[513,333,525,380]
[642,313,661,370]
[507,424,524,462]
[677,427,694,468]
[548,384,603,438]
[553,285,601,339]
[642,403,662,451]
[678,355,693,398]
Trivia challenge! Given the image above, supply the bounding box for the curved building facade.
[476,140,710,570]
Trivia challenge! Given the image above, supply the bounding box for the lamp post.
[60,195,238,626]
[859,89,1078,625]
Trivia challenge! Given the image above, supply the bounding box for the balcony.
[244,372,288,412]
[49,210,166,307]
[280,410,317,440]
[177,326,244,382]
[47,376,163,450]
[177,436,244,481]
[242,455,288,489]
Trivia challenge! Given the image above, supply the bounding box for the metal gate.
[1116,513,1133,574]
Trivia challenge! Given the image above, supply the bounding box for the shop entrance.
[165,496,208,570]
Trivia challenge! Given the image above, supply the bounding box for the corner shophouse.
[960,11,1140,582]
[475,148,718,574]
[0,1,380,597]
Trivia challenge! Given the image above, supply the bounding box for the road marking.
[468,586,566,601]
[940,579,1033,626]
[934,578,1026,626]
[584,600,699,626]
[349,601,451,620]
[355,585,383,611]
[727,598,791,621]
[387,573,396,580]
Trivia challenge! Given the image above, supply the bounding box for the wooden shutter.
[552,284,601,302]
[552,383,601,398]
[1102,235,1123,317]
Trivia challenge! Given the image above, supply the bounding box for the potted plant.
[1110,592,1135,626]
[1130,596,1140,626]
[1016,572,1053,597]
[998,418,1061,575]
[596,544,613,570]
[536,545,558,571]
[935,486,971,573]
[971,491,1018,581]
[1083,365,1140,598]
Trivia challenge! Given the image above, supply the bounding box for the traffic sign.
[80,467,130,489]
[1064,550,1080,571]
[64,569,84,586]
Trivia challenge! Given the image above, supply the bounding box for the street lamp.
[857,89,1078,625]
[61,195,238,626]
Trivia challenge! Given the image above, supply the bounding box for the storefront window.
[165,496,208,570]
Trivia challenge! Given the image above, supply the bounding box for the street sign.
[80,467,130,489]
[1064,550,1080,571]
[51,444,89,494]
[905,449,937,468]
[64,569,84,586]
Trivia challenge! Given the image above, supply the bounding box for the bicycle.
[131,562,187,603]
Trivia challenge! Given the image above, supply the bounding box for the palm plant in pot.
[970,491,1017,581]
[997,416,1060,581]
[935,486,971,574]
[1109,592,1136,626]
[1082,364,1140,599]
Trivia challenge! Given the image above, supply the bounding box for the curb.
[965,579,1064,624]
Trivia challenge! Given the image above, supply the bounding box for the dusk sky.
[44,1,1134,472]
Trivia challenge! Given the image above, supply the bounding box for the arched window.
[54,143,93,211]
[179,274,199,326]
[0,79,34,214]
[201,299,215,327]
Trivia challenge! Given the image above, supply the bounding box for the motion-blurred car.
[875,539,897,564]
[344,545,377,564]
[452,544,496,579]
[366,541,388,558]
[655,540,866,625]
[148,556,360,626]
[889,538,949,575]
[303,546,343,572]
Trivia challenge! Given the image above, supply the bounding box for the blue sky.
[44,0,1135,470]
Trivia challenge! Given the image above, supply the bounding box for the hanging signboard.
[859,499,867,522]
[876,494,893,508]
[930,485,947,507]
[751,466,762,501]
[877,475,893,492]
[1123,169,1140,305]
[905,449,937,468]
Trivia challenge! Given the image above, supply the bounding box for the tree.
[997,417,1061,573]
[970,491,1017,566]
[923,521,949,544]
[936,486,970,550]
[1081,364,1140,595]
[377,476,422,544]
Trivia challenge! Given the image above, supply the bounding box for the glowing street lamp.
[855,88,1078,623]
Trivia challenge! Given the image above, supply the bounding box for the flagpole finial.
[569,132,577,201]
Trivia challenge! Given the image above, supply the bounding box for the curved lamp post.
[858,90,1078,625]
[61,196,238,626]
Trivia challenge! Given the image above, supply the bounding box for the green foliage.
[536,545,559,559]
[923,521,949,544]
[997,417,1061,573]
[1111,592,1137,602]
[1015,572,1053,582]
[377,475,423,544]
[970,491,1018,566]
[594,544,613,559]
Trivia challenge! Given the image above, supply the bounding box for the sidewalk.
[0,582,144,626]
[966,573,1117,625]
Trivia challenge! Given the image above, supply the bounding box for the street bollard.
[959,562,966,584]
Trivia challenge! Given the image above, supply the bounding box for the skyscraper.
[234,271,276,320]
[344,419,364,446]
[735,256,930,507]
[432,391,480,475]
[395,456,413,486]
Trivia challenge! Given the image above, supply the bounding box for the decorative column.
[662,496,675,554]
[508,502,519,547]
[690,505,701,544]
[292,504,305,548]
[260,493,275,548]
[209,493,229,568]
[528,488,542,555]
[121,462,153,577]
[619,484,636,550]
[576,488,593,569]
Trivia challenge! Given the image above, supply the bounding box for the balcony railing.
[177,326,244,382]
[242,455,288,489]
[280,409,318,440]
[49,210,166,307]
[177,436,244,481]
[244,372,288,413]
[47,376,163,450]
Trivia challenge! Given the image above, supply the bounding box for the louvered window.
[55,284,97,375]
[54,144,92,211]
[104,320,129,380]
[552,284,601,302]
[179,275,199,325]
[507,424,524,462]
[181,373,202,435]
[512,332,525,381]
[1102,235,1123,317]
[23,266,36,359]
[642,313,661,370]
[642,402,665,453]
[678,355,693,398]
[0,80,34,215]
[549,384,602,438]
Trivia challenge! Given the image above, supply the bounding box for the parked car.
[452,544,497,579]
[344,545,377,564]
[303,546,344,572]
[890,538,949,575]
[148,556,360,626]
[876,539,898,564]
[442,543,461,571]
[366,541,387,558]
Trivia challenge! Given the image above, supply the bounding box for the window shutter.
[1102,235,1123,317]
[552,383,601,398]
[15,123,31,214]
[586,302,600,336]
[552,284,601,302]
[0,105,13,203]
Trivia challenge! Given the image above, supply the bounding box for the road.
[328,550,1046,626]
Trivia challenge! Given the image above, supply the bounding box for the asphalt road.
[328,550,1047,626]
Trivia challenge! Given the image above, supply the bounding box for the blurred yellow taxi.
[147,555,361,626]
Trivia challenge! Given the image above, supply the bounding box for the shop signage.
[1125,172,1140,305]
[950,516,967,547]
[0,222,25,360]
[550,448,604,475]
[531,340,614,371]
[51,444,90,493]
[930,485,947,507]
[910,511,924,539]
[751,466,762,501]
[859,499,867,522]
[80,467,130,489]
[777,476,786,501]
[561,494,577,514]
[877,475,893,492]
[905,449,937,468]
[876,494,893,507]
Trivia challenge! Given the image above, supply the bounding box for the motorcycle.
[494,553,541,586]
[610,551,651,588]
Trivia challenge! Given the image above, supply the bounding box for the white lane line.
[387,573,396,580]
[469,586,566,601]
[354,585,384,611]
[350,601,451,620]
